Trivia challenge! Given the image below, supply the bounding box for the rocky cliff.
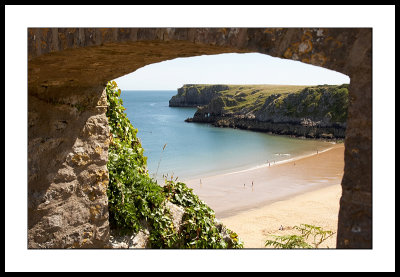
[172,84,348,139]
[169,84,230,107]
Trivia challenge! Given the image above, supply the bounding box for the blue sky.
[114,53,350,90]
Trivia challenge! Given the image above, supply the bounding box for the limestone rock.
[181,84,348,139]
[109,228,150,249]
[169,84,229,107]
[107,201,239,249]
[165,201,185,232]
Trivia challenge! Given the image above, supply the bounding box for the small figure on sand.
[279,225,284,231]
[252,181,254,186]
[244,183,245,188]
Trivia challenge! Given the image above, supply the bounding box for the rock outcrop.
[169,84,230,107]
[109,202,183,249]
[178,84,348,139]
[108,201,237,249]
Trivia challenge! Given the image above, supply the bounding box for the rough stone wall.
[27,28,364,94]
[28,28,372,248]
[337,64,372,248]
[28,85,110,248]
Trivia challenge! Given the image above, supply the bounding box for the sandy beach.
[222,183,342,248]
[183,143,344,248]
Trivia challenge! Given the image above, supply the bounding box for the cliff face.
[173,84,348,139]
[169,84,230,107]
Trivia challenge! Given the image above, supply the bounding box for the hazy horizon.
[114,53,350,91]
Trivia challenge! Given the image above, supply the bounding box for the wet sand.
[182,143,344,248]
[183,143,344,218]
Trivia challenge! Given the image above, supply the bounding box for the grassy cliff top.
[216,84,309,110]
[180,84,308,112]
[179,84,349,119]
[182,83,308,94]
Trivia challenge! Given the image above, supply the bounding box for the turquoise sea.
[120,90,334,182]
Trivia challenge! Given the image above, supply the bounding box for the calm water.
[120,90,334,182]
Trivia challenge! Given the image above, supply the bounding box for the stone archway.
[27,28,372,248]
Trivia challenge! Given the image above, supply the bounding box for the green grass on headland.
[183,83,349,124]
[213,84,309,112]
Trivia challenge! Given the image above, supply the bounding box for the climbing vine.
[106,81,243,249]
[106,80,171,237]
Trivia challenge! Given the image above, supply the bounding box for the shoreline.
[179,140,337,183]
[183,143,344,219]
[182,143,344,248]
[219,143,337,177]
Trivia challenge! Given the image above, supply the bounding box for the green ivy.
[106,80,167,237]
[105,81,243,249]
[163,181,243,248]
